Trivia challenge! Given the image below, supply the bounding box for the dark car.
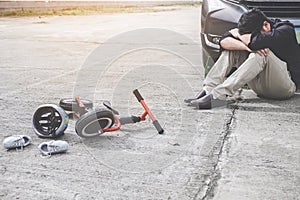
[201,0,300,73]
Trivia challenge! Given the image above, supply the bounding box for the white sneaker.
[3,135,32,150]
[38,140,69,156]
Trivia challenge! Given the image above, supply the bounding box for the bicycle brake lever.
[103,100,119,115]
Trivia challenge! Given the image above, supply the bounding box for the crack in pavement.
[196,104,239,200]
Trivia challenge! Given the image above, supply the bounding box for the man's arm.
[228,28,269,56]
[220,28,252,52]
[220,37,252,52]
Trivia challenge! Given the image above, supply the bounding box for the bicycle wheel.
[59,98,93,112]
[32,104,69,138]
[75,108,114,138]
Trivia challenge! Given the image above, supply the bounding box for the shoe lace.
[48,143,60,154]
[15,137,25,152]
[40,141,59,159]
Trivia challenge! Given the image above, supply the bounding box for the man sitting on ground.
[185,8,300,109]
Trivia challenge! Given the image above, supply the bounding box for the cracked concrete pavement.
[0,5,299,200]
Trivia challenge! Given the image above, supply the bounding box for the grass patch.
[157,2,201,7]
[0,5,180,17]
[296,30,300,44]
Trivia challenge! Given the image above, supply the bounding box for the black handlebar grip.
[153,120,164,134]
[119,115,141,125]
[133,89,144,102]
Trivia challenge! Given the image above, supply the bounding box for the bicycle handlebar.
[133,89,164,134]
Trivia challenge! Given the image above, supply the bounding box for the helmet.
[32,104,69,138]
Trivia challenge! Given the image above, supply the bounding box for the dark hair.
[238,8,271,34]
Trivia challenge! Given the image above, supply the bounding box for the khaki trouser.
[203,50,296,100]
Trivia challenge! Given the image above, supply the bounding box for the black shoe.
[188,94,226,109]
[184,90,206,103]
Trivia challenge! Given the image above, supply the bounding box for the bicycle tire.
[75,108,114,138]
[59,98,93,112]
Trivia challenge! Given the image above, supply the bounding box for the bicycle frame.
[75,89,164,134]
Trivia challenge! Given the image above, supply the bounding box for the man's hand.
[255,48,269,56]
[229,28,251,45]
[229,28,240,38]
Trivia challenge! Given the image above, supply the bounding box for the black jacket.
[248,19,300,88]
